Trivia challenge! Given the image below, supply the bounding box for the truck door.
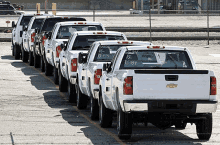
[105,50,121,99]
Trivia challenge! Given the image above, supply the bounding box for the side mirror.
[12,21,16,28]
[62,42,67,51]
[60,43,64,49]
[106,63,112,73]
[23,25,27,31]
[48,32,52,39]
[35,28,39,33]
[103,63,107,72]
[78,53,88,64]
[78,53,83,64]
[24,25,28,31]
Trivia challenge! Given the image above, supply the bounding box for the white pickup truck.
[44,21,105,83]
[22,15,53,64]
[12,14,51,60]
[58,31,127,106]
[77,40,152,119]
[12,14,35,59]
[98,45,217,140]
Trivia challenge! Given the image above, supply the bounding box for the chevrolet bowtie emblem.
[166,84,178,88]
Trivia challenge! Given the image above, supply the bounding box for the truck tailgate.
[133,70,210,100]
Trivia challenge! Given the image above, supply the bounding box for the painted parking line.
[209,54,220,57]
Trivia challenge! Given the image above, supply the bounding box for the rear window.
[56,25,103,39]
[31,18,44,29]
[120,50,193,69]
[72,35,125,50]
[94,45,131,62]
[41,18,86,32]
[20,16,33,26]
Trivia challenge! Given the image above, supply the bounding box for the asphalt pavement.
[0,41,220,144]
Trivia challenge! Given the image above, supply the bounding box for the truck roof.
[33,15,53,19]
[22,14,52,17]
[94,40,152,45]
[122,45,188,51]
[57,21,102,26]
[75,31,124,36]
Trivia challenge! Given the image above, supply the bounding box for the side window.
[110,50,121,73]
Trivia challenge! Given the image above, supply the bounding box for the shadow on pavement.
[8,56,206,144]
[43,91,118,144]
[1,55,15,60]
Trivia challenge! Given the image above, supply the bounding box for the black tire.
[76,81,88,109]
[196,113,212,140]
[44,59,53,76]
[58,68,68,92]
[99,92,113,128]
[53,66,59,84]
[68,80,76,103]
[90,96,99,120]
[14,44,20,60]
[12,43,14,56]
[175,122,187,129]
[34,54,40,68]
[40,55,45,72]
[117,99,132,140]
[21,46,28,62]
[29,51,34,66]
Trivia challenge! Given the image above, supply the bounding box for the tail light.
[94,69,102,84]
[56,46,62,58]
[31,32,36,42]
[123,76,133,95]
[42,35,47,46]
[71,58,77,72]
[210,77,217,95]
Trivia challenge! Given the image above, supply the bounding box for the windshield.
[72,35,125,50]
[94,45,131,62]
[120,50,193,69]
[56,25,103,39]
[41,18,86,32]
[31,18,44,29]
[20,16,33,26]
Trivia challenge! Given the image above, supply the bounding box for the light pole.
[207,0,209,45]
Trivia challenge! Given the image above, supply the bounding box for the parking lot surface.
[0,41,220,144]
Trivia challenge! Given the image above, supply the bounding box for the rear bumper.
[123,100,217,113]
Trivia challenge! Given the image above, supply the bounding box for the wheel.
[76,80,88,109]
[196,113,212,140]
[34,53,40,68]
[99,92,113,128]
[175,122,187,129]
[53,66,59,84]
[21,45,28,62]
[40,55,45,72]
[44,59,53,76]
[117,100,132,140]
[14,44,20,60]
[68,80,76,103]
[29,51,34,66]
[90,96,99,120]
[58,68,68,92]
